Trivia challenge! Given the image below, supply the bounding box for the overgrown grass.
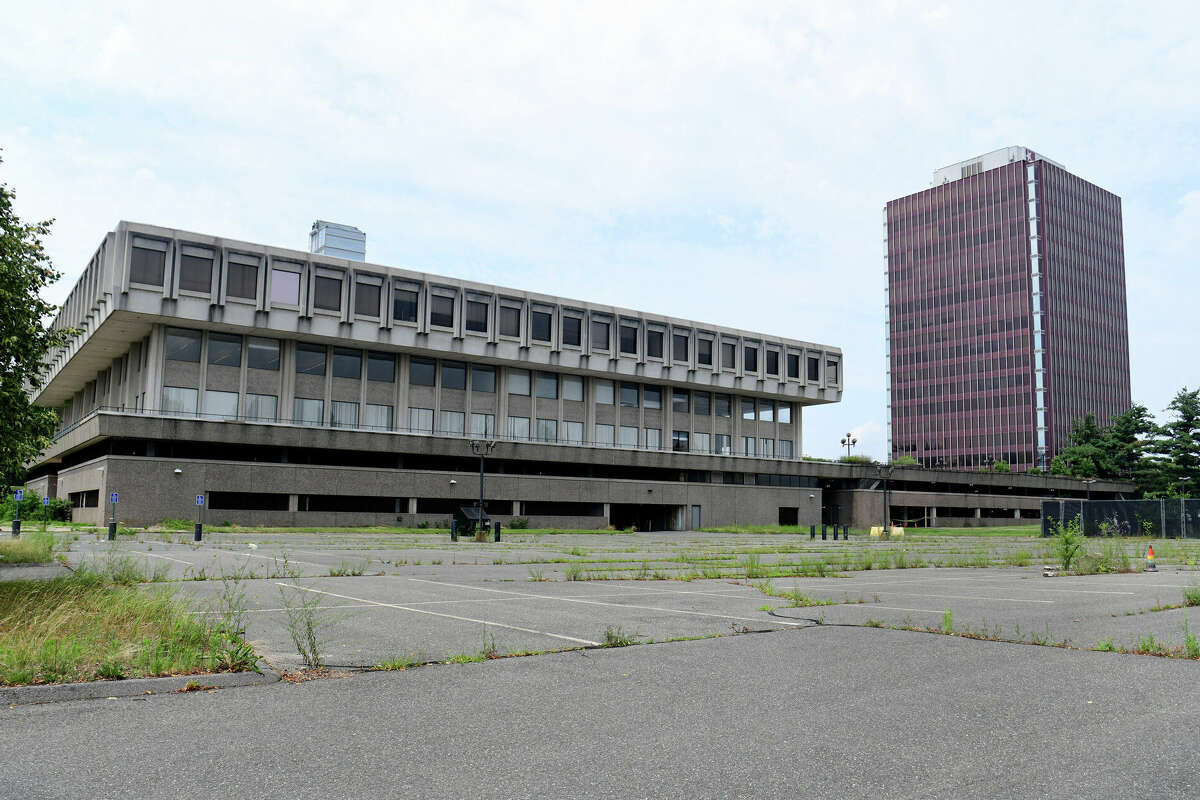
[0,573,256,685]
[1183,584,1200,608]
[0,531,58,564]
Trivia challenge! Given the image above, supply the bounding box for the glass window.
[563,420,583,443]
[314,275,342,311]
[408,407,433,433]
[130,246,165,286]
[466,300,488,333]
[644,386,662,410]
[595,380,614,405]
[672,430,690,452]
[619,382,639,407]
[293,398,324,426]
[365,403,393,430]
[779,439,794,459]
[778,403,792,424]
[439,411,465,435]
[207,332,241,367]
[807,356,820,382]
[722,342,737,370]
[741,436,756,457]
[355,282,381,316]
[620,425,639,447]
[826,360,839,384]
[162,386,198,415]
[532,311,552,342]
[673,332,689,362]
[508,415,530,440]
[766,351,779,375]
[470,413,495,437]
[410,357,436,386]
[270,269,301,305]
[787,353,800,379]
[645,428,662,450]
[694,392,710,416]
[715,433,731,455]
[179,253,213,293]
[563,375,583,401]
[535,372,558,399]
[744,346,758,372]
[471,365,496,393]
[619,325,638,355]
[716,394,731,417]
[245,393,277,422]
[647,330,664,359]
[247,338,280,371]
[507,369,530,395]
[672,389,690,413]
[591,320,610,351]
[741,398,755,420]
[227,261,258,300]
[698,338,713,366]
[367,352,395,382]
[693,432,710,453]
[430,295,455,328]
[759,400,774,422]
[561,316,581,346]
[499,306,521,337]
[536,418,558,442]
[760,438,774,458]
[595,423,615,446]
[393,288,418,322]
[332,400,360,428]
[332,348,362,379]
[296,343,326,376]
[165,328,201,362]
[442,361,467,390]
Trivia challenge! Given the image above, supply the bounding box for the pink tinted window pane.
[271,270,300,305]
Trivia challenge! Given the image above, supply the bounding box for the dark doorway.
[778,507,799,526]
[610,504,680,532]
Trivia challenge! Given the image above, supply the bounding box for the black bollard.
[494,522,501,542]
[842,525,850,539]
[809,525,816,540]
[107,521,117,541]
[194,522,203,542]
[11,519,20,538]
[450,519,458,542]
[821,525,827,540]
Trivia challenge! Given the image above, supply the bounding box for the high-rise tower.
[885,147,1130,471]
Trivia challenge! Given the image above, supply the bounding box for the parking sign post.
[194,495,204,542]
[42,496,50,532]
[12,489,23,537]
[108,492,119,541]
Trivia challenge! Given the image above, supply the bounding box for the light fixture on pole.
[840,432,858,459]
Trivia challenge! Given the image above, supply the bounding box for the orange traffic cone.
[1145,545,1157,572]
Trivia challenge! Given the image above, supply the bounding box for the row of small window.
[136,244,836,383]
[158,387,795,457]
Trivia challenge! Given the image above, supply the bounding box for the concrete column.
[288,494,299,512]
[407,497,417,514]
[975,508,982,519]
[602,502,611,527]
[1013,509,1020,519]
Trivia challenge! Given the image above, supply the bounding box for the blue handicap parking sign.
[110,492,119,504]
[42,497,50,506]
[196,495,205,506]
[14,489,23,502]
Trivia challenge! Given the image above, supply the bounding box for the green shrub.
[1052,515,1085,573]
[0,495,71,523]
[507,517,530,529]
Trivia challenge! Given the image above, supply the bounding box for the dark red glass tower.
[885,147,1130,471]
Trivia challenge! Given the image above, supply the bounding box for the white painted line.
[138,551,193,565]
[274,582,600,646]
[190,604,375,614]
[406,578,810,628]
[867,605,945,615]
[873,591,1054,604]
[232,551,327,569]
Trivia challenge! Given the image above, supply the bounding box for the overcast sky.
[3,1,1197,458]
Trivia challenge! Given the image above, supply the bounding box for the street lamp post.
[840,432,858,460]
[1081,478,1097,502]
[877,464,892,533]
[469,439,498,542]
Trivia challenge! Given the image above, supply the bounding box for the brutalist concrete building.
[29,221,849,529]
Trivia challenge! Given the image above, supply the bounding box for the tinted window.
[787,353,800,379]
[207,333,241,367]
[722,342,736,369]
[314,275,342,311]
[393,288,418,322]
[563,375,583,401]
[367,352,395,382]
[271,269,301,305]
[227,261,258,299]
[619,382,638,407]
[442,361,467,389]
[620,326,638,355]
[165,328,201,362]
[562,316,581,346]
[672,431,689,452]
[535,372,558,399]
[742,398,755,419]
[296,343,326,375]
[591,320,610,350]
[647,331,664,359]
[744,346,758,372]
[672,389,689,413]
[807,356,820,381]
[130,246,165,286]
[508,369,530,395]
[472,365,496,393]
[179,254,213,293]
[410,357,436,386]
[532,311,552,342]
[430,295,455,327]
[500,307,521,337]
[673,333,688,361]
[466,300,488,333]
[332,348,361,379]
[644,386,661,409]
[827,360,839,384]
[697,338,713,365]
[715,394,731,417]
[247,338,280,371]
[766,351,779,375]
[694,391,710,415]
[355,282,381,316]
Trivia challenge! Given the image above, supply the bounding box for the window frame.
[129,237,168,288]
[312,268,345,314]
[353,274,383,318]
[225,252,260,302]
[392,282,420,325]
[268,261,303,308]
[465,296,490,335]
[178,245,215,296]
[428,289,457,330]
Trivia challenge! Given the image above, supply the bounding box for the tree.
[1158,388,1200,497]
[0,156,71,486]
[1055,414,1106,477]
[992,459,1011,473]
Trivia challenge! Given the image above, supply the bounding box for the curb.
[1,661,281,706]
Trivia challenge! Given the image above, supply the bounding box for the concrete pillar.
[407,497,417,514]
[975,508,982,519]
[602,502,611,526]
[288,494,299,512]
[1013,509,1020,519]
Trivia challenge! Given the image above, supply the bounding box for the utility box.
[309,220,366,261]
[454,505,490,539]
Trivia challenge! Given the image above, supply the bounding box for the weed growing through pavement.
[1183,584,1200,608]
[601,625,640,647]
[564,563,584,581]
[328,561,367,577]
[279,585,330,669]
[1095,637,1118,652]
[526,567,547,582]
[942,607,954,634]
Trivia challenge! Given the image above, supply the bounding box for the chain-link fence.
[1041,499,1200,538]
